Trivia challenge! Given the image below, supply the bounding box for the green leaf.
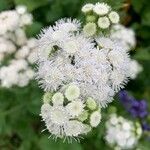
[0,0,13,11]
[25,22,43,37]
[142,7,150,26]
[131,0,147,13]
[18,141,31,150]
[134,48,150,61]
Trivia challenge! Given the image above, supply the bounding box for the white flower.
[18,73,30,87]
[64,120,86,137]
[96,37,114,49]
[15,46,30,59]
[27,38,37,49]
[52,92,64,106]
[0,38,16,54]
[109,11,120,24]
[52,30,66,41]
[65,84,80,101]
[15,28,27,46]
[63,40,79,54]
[108,48,127,66]
[90,111,101,127]
[0,7,35,88]
[36,19,131,107]
[41,104,70,137]
[0,11,19,35]
[38,63,65,91]
[105,114,142,149]
[93,3,110,16]
[66,100,84,117]
[20,13,32,26]
[83,23,97,37]
[25,69,34,79]
[111,24,136,51]
[16,5,27,15]
[98,17,110,29]
[49,106,69,125]
[54,18,81,33]
[0,59,34,88]
[0,66,18,88]
[81,3,94,13]
[128,60,143,79]
[110,69,128,92]
[41,103,90,139]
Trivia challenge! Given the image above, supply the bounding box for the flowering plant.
[0,5,37,88]
[105,113,142,149]
[36,2,143,141]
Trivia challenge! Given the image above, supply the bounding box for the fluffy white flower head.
[83,23,97,37]
[52,92,64,106]
[109,11,120,24]
[54,18,81,33]
[0,11,19,35]
[64,40,79,54]
[65,84,80,101]
[16,5,27,14]
[81,3,94,13]
[105,114,142,149]
[128,60,143,79]
[90,111,101,127]
[98,17,110,29]
[93,3,110,16]
[40,88,101,141]
[111,24,136,51]
[66,100,84,117]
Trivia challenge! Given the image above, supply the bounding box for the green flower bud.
[83,125,92,134]
[86,15,97,23]
[52,92,64,105]
[83,23,97,37]
[78,110,88,122]
[43,92,53,103]
[135,122,142,138]
[97,106,101,112]
[86,97,97,110]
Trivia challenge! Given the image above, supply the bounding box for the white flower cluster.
[110,24,143,79]
[0,5,33,62]
[36,2,135,141]
[111,24,136,51]
[0,5,32,36]
[0,6,37,88]
[37,18,131,107]
[81,3,120,37]
[128,60,143,79]
[105,114,142,150]
[41,84,101,141]
[0,59,34,88]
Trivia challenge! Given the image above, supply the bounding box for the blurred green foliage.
[0,0,150,149]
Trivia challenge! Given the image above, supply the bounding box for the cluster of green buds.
[41,83,101,140]
[81,2,120,37]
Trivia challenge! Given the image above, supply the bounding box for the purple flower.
[119,91,148,118]
[129,100,148,118]
[119,90,135,110]
[142,122,150,131]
